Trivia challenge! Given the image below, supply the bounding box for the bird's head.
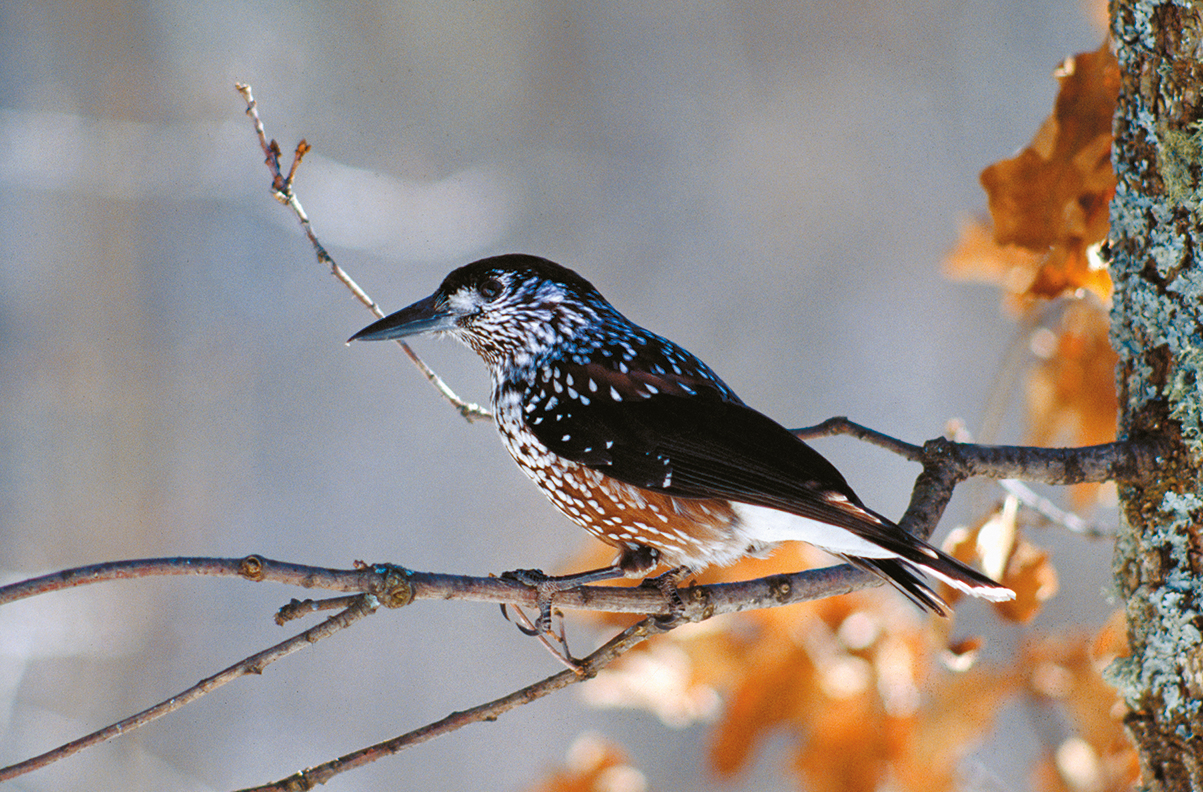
[349,254,615,367]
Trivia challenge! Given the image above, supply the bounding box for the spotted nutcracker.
[351,254,1014,615]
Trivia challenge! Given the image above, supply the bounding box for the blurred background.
[0,0,1111,789]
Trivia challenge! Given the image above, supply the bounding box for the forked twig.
[792,415,924,461]
[233,82,490,422]
[276,594,368,624]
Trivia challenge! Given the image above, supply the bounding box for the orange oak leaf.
[995,538,1060,624]
[1022,616,1138,792]
[947,42,1118,311]
[1026,300,1118,449]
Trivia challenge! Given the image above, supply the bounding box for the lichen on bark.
[1108,0,1203,786]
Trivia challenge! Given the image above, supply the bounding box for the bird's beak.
[348,292,458,343]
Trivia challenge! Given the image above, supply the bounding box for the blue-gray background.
[0,1,1112,790]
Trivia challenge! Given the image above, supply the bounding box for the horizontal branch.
[794,418,1164,546]
[794,416,1164,484]
[0,419,1165,784]
[0,554,879,621]
[915,435,1164,485]
[0,431,1162,620]
[0,556,408,608]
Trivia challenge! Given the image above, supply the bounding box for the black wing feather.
[527,360,910,545]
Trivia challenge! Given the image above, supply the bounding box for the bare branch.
[233,82,490,422]
[0,553,874,621]
[234,615,680,792]
[792,415,925,462]
[918,435,1165,485]
[999,479,1116,539]
[790,419,1161,543]
[0,596,378,783]
[791,416,1165,485]
[1,430,1161,619]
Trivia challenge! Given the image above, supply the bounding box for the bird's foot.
[501,565,625,635]
[501,568,560,635]
[641,566,691,625]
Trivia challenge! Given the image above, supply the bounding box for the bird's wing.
[524,359,911,546]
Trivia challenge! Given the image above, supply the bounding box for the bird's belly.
[495,416,759,567]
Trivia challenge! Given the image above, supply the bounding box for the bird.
[350,254,1014,616]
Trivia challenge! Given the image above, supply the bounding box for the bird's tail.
[845,543,1014,615]
[843,556,949,615]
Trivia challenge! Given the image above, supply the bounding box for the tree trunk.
[1108,1,1203,788]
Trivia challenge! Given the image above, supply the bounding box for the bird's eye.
[480,278,503,301]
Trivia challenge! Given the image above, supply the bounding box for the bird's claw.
[501,568,558,634]
[499,603,543,635]
[642,565,690,623]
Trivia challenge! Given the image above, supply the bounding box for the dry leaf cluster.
[947,41,1120,456]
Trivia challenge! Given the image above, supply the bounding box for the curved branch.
[0,556,411,608]
[0,554,876,621]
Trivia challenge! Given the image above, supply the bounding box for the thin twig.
[0,556,415,609]
[0,596,378,783]
[276,594,367,625]
[791,416,924,462]
[233,82,490,422]
[999,479,1116,539]
[236,614,680,792]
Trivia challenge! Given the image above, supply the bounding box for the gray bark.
[1108,0,1203,787]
